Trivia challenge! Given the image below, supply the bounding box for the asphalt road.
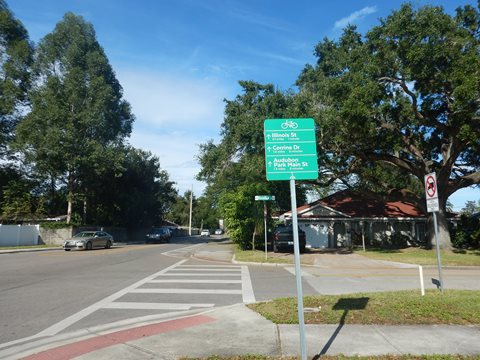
[2,237,479,352]
[0,237,207,345]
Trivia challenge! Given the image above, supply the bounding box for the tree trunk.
[82,187,88,224]
[83,196,87,224]
[66,195,72,224]
[427,209,452,249]
[66,172,74,224]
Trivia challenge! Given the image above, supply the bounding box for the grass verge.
[183,355,478,359]
[355,248,480,266]
[234,248,319,265]
[248,290,480,325]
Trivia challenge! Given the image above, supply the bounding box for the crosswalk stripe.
[157,273,240,276]
[178,265,240,268]
[131,288,243,294]
[148,279,242,284]
[102,302,214,310]
[169,268,240,272]
[241,265,256,304]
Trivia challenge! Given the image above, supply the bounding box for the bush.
[385,233,410,249]
[452,229,470,249]
[452,215,480,249]
[39,221,72,229]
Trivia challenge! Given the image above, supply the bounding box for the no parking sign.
[425,173,439,212]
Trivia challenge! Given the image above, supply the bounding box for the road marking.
[20,315,216,360]
[178,265,240,268]
[102,302,215,310]
[3,258,254,353]
[35,259,188,337]
[148,279,242,284]
[169,268,240,272]
[130,288,243,294]
[241,266,256,304]
[158,273,240,276]
[40,245,154,256]
[162,244,204,257]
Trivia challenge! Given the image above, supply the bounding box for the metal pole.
[264,202,268,260]
[188,186,193,236]
[433,212,444,292]
[290,179,307,360]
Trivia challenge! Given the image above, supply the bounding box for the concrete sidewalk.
[6,304,480,359]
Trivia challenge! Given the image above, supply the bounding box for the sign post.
[424,172,444,292]
[264,118,318,360]
[255,195,275,260]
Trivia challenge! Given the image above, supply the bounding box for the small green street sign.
[255,195,275,201]
[264,118,318,181]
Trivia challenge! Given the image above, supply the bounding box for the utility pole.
[188,185,193,236]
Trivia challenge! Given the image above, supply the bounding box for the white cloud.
[115,66,231,196]
[334,6,378,30]
[129,128,212,196]
[251,49,306,66]
[116,68,227,132]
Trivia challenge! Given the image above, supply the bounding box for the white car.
[200,229,210,237]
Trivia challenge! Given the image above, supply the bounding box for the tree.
[197,81,306,221]
[0,178,45,221]
[0,0,33,158]
[15,12,134,223]
[193,194,220,230]
[218,183,269,249]
[296,3,480,248]
[168,190,195,227]
[85,147,177,228]
[461,200,480,215]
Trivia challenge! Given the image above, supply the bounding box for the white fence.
[0,225,40,247]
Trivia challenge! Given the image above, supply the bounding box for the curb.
[0,247,62,254]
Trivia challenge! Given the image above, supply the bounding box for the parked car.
[145,228,171,243]
[214,229,224,235]
[200,229,211,237]
[272,225,306,253]
[63,231,113,251]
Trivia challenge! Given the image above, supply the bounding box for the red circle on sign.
[426,175,436,198]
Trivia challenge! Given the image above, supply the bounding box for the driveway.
[287,250,480,295]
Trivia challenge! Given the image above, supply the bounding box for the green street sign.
[255,195,275,201]
[264,118,318,181]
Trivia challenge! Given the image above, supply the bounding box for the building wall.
[38,227,73,245]
[297,218,428,248]
[300,222,329,248]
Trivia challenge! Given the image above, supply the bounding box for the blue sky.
[8,0,479,211]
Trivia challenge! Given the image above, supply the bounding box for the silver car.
[63,231,113,251]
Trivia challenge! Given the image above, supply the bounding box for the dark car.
[272,225,306,253]
[145,228,171,243]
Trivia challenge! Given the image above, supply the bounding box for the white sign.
[425,173,439,212]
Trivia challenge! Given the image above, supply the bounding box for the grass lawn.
[354,248,480,266]
[185,355,478,359]
[248,290,480,325]
[234,248,318,265]
[0,244,59,250]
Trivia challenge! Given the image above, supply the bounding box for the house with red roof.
[281,190,457,249]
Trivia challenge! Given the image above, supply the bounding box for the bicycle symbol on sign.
[281,120,298,130]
